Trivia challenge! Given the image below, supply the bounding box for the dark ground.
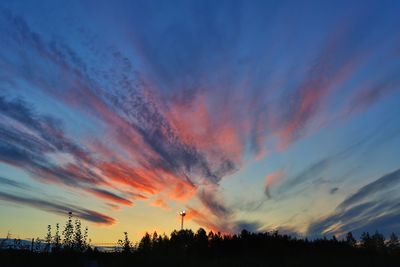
[2,229,400,267]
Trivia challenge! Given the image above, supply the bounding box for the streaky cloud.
[0,191,116,225]
[86,188,133,206]
[337,169,400,210]
[0,2,400,234]
[308,168,400,237]
[198,188,232,219]
[0,176,31,190]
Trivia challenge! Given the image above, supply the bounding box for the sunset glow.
[1,0,400,244]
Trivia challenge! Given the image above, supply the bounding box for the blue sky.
[0,0,400,242]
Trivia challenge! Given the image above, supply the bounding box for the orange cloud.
[150,198,169,210]
[185,207,223,233]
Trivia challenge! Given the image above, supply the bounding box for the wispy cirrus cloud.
[308,169,400,237]
[0,10,240,227]
[0,96,103,186]
[346,70,400,115]
[0,176,31,190]
[277,135,373,197]
[0,191,115,225]
[86,188,133,207]
[337,169,400,211]
[0,1,399,234]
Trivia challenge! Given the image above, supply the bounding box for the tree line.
[1,212,400,266]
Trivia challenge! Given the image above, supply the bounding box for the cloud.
[330,187,339,194]
[86,188,132,206]
[185,207,225,232]
[0,191,116,225]
[308,169,400,237]
[272,19,371,148]
[264,170,284,199]
[337,169,400,210]
[280,158,330,194]
[150,198,169,210]
[185,186,236,233]
[0,9,240,188]
[0,176,31,190]
[186,205,262,233]
[0,10,243,225]
[0,4,399,233]
[0,96,104,186]
[278,136,371,196]
[197,188,232,219]
[346,69,400,115]
[233,220,263,233]
[0,96,91,164]
[190,187,263,233]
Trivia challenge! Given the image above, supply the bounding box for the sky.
[0,0,400,243]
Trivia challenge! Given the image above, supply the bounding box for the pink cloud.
[264,170,284,199]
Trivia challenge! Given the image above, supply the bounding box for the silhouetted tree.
[194,228,208,254]
[73,219,85,252]
[5,225,400,267]
[53,223,61,252]
[169,229,195,252]
[371,231,385,251]
[45,225,52,252]
[360,232,372,249]
[346,232,357,247]
[84,226,89,249]
[118,232,132,254]
[151,231,159,250]
[387,232,399,250]
[138,232,152,253]
[62,212,74,250]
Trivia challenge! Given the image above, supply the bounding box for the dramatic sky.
[1,0,400,243]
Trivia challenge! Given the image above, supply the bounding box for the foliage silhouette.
[388,232,400,251]
[346,231,357,247]
[1,214,400,267]
[62,212,74,250]
[45,225,52,253]
[117,232,132,254]
[53,223,61,252]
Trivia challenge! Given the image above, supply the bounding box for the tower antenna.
[179,210,186,230]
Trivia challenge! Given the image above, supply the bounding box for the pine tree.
[83,226,89,250]
[152,231,159,249]
[360,232,371,249]
[53,223,61,252]
[62,212,74,250]
[371,231,385,250]
[346,232,357,247]
[387,232,399,250]
[73,219,84,252]
[138,232,152,253]
[45,225,52,252]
